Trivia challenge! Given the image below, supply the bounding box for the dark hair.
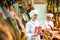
[0,0,5,7]
[0,0,12,8]
[6,0,12,8]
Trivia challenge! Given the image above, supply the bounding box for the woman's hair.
[0,0,5,7]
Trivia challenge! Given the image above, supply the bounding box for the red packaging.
[34,26,42,35]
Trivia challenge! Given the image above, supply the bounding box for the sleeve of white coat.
[26,23,33,38]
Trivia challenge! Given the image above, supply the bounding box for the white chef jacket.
[43,20,54,29]
[26,20,41,40]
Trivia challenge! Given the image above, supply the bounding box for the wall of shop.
[34,0,47,4]
[34,4,47,24]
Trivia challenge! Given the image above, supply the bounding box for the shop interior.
[0,0,60,40]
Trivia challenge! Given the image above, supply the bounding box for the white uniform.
[26,20,41,40]
[43,20,54,29]
[43,13,54,29]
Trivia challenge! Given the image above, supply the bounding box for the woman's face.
[32,14,38,21]
[47,17,51,21]
[9,6,14,11]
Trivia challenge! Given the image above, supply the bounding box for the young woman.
[43,13,54,40]
[43,13,54,30]
[26,10,42,40]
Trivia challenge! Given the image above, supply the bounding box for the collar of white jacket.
[29,10,39,18]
